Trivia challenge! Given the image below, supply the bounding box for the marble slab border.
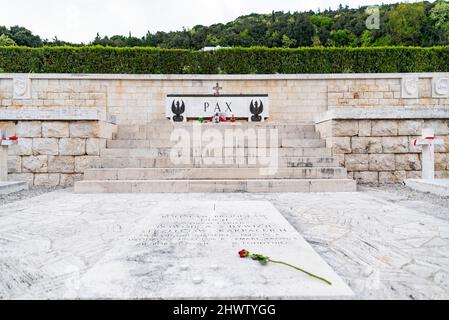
[315,107,449,123]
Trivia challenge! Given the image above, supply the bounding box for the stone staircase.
[74,121,356,193]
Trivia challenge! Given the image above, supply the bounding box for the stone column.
[412,128,444,180]
[422,138,436,180]
[0,144,8,181]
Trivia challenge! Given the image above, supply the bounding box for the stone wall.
[1,73,449,186]
[316,110,449,184]
[0,120,116,186]
[1,73,448,125]
[327,78,446,108]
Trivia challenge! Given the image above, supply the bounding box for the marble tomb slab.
[76,201,353,299]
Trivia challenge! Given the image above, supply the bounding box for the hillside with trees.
[0,1,449,48]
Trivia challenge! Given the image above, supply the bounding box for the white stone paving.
[0,188,448,300]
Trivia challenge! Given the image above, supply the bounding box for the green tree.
[282,34,296,47]
[0,34,17,46]
[311,35,322,46]
[288,14,315,47]
[360,30,373,47]
[328,29,357,47]
[430,0,449,44]
[3,2,449,49]
[8,26,42,47]
[310,15,332,45]
[205,34,220,46]
[387,2,425,45]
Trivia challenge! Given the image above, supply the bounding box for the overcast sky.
[3,0,407,43]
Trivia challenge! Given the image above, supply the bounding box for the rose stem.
[268,259,332,286]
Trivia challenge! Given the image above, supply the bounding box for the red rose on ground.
[8,136,18,141]
[239,249,249,258]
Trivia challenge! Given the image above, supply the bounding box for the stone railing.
[316,108,449,184]
[0,109,117,187]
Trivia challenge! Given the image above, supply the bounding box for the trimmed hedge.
[0,46,448,74]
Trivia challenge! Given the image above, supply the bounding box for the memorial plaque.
[165,94,269,122]
[76,201,353,299]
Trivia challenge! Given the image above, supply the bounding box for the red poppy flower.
[239,249,249,258]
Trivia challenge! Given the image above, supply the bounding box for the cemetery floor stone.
[0,188,448,299]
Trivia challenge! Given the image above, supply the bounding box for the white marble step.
[116,122,316,131]
[106,138,325,149]
[114,130,320,140]
[74,179,357,193]
[84,167,348,180]
[114,124,318,139]
[100,147,332,158]
[100,156,340,169]
[281,139,326,148]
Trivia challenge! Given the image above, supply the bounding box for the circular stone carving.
[435,78,449,95]
[13,78,28,97]
[404,78,418,95]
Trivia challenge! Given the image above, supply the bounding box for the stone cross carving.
[0,129,17,181]
[213,82,222,96]
[412,128,444,180]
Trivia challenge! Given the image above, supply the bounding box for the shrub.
[0,45,448,74]
[0,34,17,47]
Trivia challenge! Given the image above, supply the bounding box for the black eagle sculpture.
[171,100,185,122]
[250,100,264,122]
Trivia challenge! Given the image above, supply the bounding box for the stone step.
[99,156,340,169]
[100,147,332,158]
[114,124,318,139]
[106,138,325,149]
[281,139,326,148]
[74,179,357,193]
[0,181,29,195]
[84,167,348,180]
[116,131,321,140]
[116,122,316,131]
